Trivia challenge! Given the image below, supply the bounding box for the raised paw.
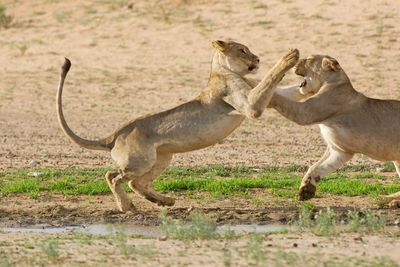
[280,48,300,69]
[299,183,316,201]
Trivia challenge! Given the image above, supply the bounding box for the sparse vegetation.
[242,234,266,265]
[0,4,13,29]
[113,227,156,259]
[348,209,386,232]
[40,238,60,262]
[313,207,338,236]
[376,17,383,35]
[295,203,315,230]
[221,248,232,267]
[295,206,386,236]
[159,211,219,240]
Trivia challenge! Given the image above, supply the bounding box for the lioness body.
[269,54,400,205]
[320,99,400,161]
[112,99,242,152]
[57,41,299,211]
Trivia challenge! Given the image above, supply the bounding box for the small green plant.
[15,43,28,56]
[113,228,131,258]
[0,5,12,29]
[54,11,72,23]
[221,227,236,241]
[313,208,338,236]
[159,211,218,240]
[348,209,386,232]
[273,250,302,265]
[112,227,156,259]
[295,203,315,230]
[376,17,383,35]
[221,248,232,267]
[0,255,12,267]
[131,245,156,260]
[72,232,93,245]
[294,206,338,236]
[243,234,266,265]
[40,238,60,261]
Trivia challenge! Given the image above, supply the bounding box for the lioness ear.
[212,40,227,52]
[322,57,341,72]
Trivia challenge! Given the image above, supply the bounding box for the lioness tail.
[56,58,112,151]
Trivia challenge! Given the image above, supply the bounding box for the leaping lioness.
[57,40,299,212]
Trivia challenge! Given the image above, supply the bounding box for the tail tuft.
[62,58,71,73]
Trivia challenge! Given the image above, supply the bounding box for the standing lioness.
[269,54,400,206]
[57,41,299,211]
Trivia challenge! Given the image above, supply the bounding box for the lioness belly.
[320,124,400,160]
[158,114,244,153]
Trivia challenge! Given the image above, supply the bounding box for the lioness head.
[212,40,260,75]
[294,55,347,95]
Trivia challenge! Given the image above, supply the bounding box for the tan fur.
[57,41,299,211]
[269,54,400,206]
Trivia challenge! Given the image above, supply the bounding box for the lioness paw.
[388,200,400,208]
[299,183,316,201]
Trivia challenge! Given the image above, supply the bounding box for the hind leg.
[128,153,175,206]
[105,170,135,212]
[386,161,400,207]
[108,130,159,211]
[299,146,353,200]
[393,161,400,177]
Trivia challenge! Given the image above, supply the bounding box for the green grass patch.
[0,164,399,199]
[0,167,110,197]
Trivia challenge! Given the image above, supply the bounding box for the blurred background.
[0,0,399,169]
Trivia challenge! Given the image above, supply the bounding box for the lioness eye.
[240,49,246,54]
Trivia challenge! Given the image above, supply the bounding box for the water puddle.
[2,223,292,237]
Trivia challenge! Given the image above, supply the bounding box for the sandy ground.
[1,230,400,266]
[1,0,400,169]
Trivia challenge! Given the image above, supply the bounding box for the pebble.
[158,236,168,241]
[29,160,38,168]
[28,171,42,177]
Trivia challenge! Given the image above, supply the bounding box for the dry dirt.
[1,0,400,265]
[2,192,399,228]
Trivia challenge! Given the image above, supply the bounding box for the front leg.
[247,49,299,117]
[300,147,353,200]
[385,161,400,208]
[272,85,314,102]
[269,90,337,125]
[223,49,299,119]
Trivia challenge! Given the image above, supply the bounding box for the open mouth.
[248,65,258,71]
[300,79,307,88]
